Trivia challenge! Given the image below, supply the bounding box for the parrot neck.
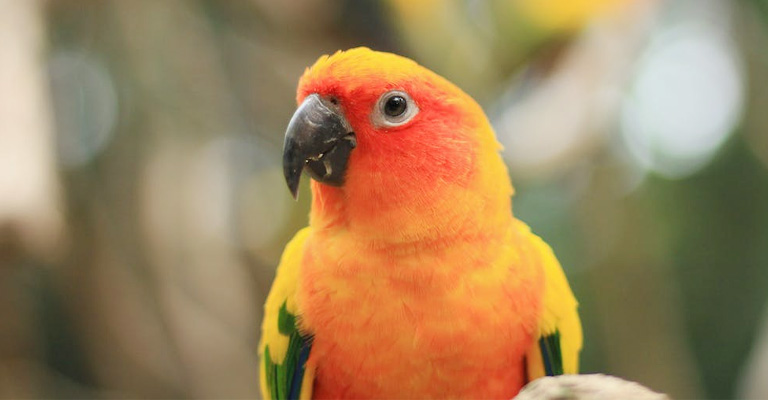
[308,143,514,249]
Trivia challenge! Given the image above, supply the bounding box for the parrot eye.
[384,96,406,116]
[372,90,418,128]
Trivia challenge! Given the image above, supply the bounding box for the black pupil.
[384,96,407,117]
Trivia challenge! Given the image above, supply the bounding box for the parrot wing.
[522,223,583,380]
[260,228,315,400]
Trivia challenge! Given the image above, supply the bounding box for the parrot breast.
[295,223,544,398]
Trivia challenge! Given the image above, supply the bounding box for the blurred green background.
[2,0,768,398]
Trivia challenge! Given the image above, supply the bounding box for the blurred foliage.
[1,0,767,399]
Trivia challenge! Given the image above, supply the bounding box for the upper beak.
[282,94,357,199]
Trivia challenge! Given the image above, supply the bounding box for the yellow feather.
[299,367,314,400]
[521,222,583,379]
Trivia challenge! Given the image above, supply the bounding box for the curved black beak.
[282,94,356,199]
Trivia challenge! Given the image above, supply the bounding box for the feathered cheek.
[416,135,476,187]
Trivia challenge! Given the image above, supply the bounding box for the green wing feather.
[538,330,564,376]
[263,302,312,400]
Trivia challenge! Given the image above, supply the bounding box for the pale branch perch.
[515,374,670,400]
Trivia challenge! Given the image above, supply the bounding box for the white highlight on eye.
[371,90,419,128]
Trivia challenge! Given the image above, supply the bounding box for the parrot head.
[283,48,512,238]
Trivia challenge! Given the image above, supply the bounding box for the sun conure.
[259,47,582,399]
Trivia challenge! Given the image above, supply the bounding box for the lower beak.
[282,94,356,199]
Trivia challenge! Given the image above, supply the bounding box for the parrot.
[259,47,582,399]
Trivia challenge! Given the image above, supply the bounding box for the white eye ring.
[372,90,419,128]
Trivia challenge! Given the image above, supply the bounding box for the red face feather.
[295,48,509,242]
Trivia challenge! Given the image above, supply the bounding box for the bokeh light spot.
[49,51,118,167]
[621,23,745,178]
